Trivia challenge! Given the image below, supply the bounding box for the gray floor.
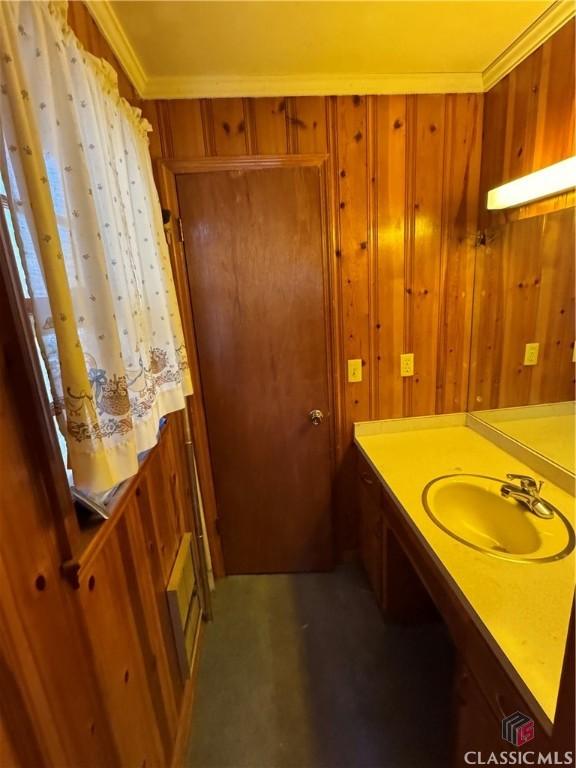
[186,565,453,768]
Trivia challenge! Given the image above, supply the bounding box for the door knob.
[309,409,324,426]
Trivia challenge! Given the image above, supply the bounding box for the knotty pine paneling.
[480,20,575,216]
[469,208,575,409]
[470,20,575,410]
[1,14,200,768]
[148,93,483,426]
[0,258,195,766]
[147,92,483,547]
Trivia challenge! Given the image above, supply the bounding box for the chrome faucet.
[500,473,556,519]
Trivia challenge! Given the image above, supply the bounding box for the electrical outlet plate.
[524,342,539,366]
[400,353,414,377]
[347,358,362,383]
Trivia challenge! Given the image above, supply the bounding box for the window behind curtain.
[0,169,72,484]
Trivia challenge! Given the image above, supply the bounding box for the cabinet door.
[358,457,383,603]
[453,660,502,763]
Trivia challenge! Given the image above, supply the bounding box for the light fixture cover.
[487,156,576,210]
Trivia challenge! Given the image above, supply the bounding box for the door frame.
[156,154,344,576]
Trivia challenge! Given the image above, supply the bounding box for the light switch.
[524,342,539,366]
[400,353,414,377]
[347,358,363,383]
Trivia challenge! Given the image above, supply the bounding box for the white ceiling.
[85,1,575,98]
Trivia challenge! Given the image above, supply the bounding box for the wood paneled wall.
[0,8,200,768]
[68,0,574,540]
[143,93,483,546]
[470,20,575,410]
[0,274,196,767]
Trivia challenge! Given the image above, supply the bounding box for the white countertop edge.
[354,412,466,437]
[354,412,575,496]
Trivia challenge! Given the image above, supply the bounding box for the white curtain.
[0,1,192,493]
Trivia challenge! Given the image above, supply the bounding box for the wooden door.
[177,166,333,574]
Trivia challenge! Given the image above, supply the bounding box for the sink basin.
[422,474,575,563]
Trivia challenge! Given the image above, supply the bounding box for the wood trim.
[161,154,329,174]
[84,0,146,95]
[159,153,341,567]
[141,72,484,100]
[316,157,341,478]
[0,199,80,563]
[83,1,574,100]
[483,1,576,91]
[156,160,226,579]
[326,96,345,461]
[61,421,171,587]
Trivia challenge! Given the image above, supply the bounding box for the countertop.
[354,413,576,724]
[472,402,575,474]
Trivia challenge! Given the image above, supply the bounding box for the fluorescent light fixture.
[487,156,576,210]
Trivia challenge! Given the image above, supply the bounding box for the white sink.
[422,474,575,563]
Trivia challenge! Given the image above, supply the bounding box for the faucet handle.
[506,473,543,493]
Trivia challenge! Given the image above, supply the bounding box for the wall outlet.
[524,342,539,366]
[400,353,414,377]
[347,358,363,383]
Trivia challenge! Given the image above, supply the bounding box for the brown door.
[177,166,333,574]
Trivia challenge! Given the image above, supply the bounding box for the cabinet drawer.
[357,452,381,505]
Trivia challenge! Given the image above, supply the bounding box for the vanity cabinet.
[357,453,437,622]
[355,448,563,765]
[453,660,503,758]
[358,453,383,603]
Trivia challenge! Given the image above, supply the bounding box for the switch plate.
[400,353,414,377]
[524,342,539,366]
[347,358,363,383]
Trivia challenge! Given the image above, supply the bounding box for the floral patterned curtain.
[0,1,192,493]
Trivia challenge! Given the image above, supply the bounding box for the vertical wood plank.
[503,47,543,183]
[249,97,289,154]
[165,101,206,158]
[336,96,371,431]
[530,209,575,404]
[468,227,507,410]
[78,532,166,768]
[477,77,509,231]
[436,94,483,414]
[209,99,248,156]
[291,97,329,154]
[407,95,446,416]
[375,95,407,419]
[497,217,542,406]
[534,20,576,169]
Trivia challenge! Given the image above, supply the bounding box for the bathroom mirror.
[467,206,575,474]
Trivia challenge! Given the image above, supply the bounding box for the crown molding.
[85,0,575,100]
[141,72,483,99]
[482,0,576,91]
[84,0,146,97]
